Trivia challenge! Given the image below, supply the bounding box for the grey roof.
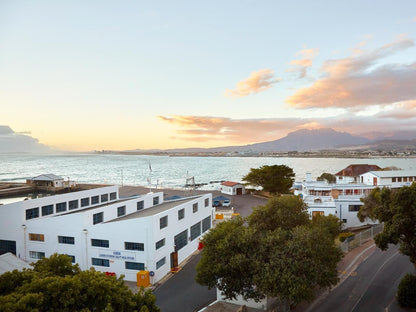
[108,196,201,222]
[31,174,63,181]
[365,170,416,178]
[0,253,32,274]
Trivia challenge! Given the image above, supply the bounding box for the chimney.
[306,173,312,182]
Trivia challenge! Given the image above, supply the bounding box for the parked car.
[213,200,221,207]
[222,199,231,207]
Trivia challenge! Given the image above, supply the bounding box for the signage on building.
[98,250,136,261]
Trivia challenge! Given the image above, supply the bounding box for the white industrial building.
[0,185,213,283]
[294,167,416,229]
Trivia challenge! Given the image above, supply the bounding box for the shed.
[220,181,245,196]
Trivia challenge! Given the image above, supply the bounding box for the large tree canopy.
[242,165,295,194]
[196,196,342,308]
[317,173,336,183]
[358,184,416,269]
[0,253,160,312]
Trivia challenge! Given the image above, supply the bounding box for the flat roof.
[107,196,202,222]
[60,196,141,215]
[365,170,416,178]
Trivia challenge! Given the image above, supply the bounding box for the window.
[192,203,198,213]
[69,200,78,210]
[160,216,168,229]
[205,198,209,207]
[125,261,145,270]
[56,202,67,213]
[398,177,402,182]
[155,238,165,250]
[81,197,90,207]
[91,195,99,205]
[66,255,75,263]
[29,251,45,259]
[404,177,408,182]
[178,208,185,220]
[41,204,54,216]
[137,201,144,210]
[392,177,396,182]
[174,230,188,251]
[93,212,103,224]
[202,216,211,233]
[91,239,109,248]
[58,236,75,244]
[153,196,159,205]
[110,192,117,200]
[125,242,144,251]
[26,207,39,220]
[101,194,108,202]
[190,221,201,241]
[117,206,126,217]
[0,239,16,255]
[92,258,109,267]
[29,233,44,242]
[156,257,166,269]
[348,205,361,212]
[342,219,347,223]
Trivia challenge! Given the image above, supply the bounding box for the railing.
[339,223,384,253]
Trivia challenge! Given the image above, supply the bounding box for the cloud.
[376,100,416,119]
[224,69,280,97]
[287,47,319,78]
[0,125,51,153]
[287,37,416,109]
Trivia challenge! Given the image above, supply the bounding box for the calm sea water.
[0,154,415,190]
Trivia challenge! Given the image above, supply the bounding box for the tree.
[317,173,336,183]
[242,165,295,194]
[358,184,416,269]
[196,196,342,309]
[0,254,160,312]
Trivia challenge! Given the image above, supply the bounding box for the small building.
[0,252,32,274]
[220,181,245,196]
[27,174,77,189]
[334,164,382,184]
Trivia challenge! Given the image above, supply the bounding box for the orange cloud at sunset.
[224,69,280,97]
[287,47,319,78]
[287,37,416,109]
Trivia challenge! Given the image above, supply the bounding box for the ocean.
[0,153,415,190]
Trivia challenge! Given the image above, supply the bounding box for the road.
[153,253,216,312]
[309,244,415,312]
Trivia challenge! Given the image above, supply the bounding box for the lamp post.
[21,224,27,261]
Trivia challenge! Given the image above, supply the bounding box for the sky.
[1,0,416,152]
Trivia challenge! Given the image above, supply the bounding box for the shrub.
[397,273,416,308]
[339,232,355,242]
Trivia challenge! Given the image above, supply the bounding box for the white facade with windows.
[359,170,416,188]
[0,186,213,283]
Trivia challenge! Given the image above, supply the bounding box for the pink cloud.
[287,47,319,78]
[224,69,280,97]
[287,37,416,109]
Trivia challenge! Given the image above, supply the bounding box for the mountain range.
[123,128,416,154]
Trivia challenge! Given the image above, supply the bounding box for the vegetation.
[338,232,355,243]
[358,184,416,269]
[0,253,160,312]
[242,165,295,194]
[317,172,336,183]
[196,196,342,308]
[397,273,416,308]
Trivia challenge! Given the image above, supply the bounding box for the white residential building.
[220,181,245,196]
[0,185,213,283]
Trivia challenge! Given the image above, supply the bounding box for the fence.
[339,223,384,253]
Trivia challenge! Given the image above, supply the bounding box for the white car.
[222,199,231,207]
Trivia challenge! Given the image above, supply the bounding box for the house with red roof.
[220,181,245,196]
[335,164,382,184]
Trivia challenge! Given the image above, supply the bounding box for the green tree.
[196,196,342,309]
[242,165,295,194]
[358,184,416,269]
[317,173,336,183]
[0,254,160,312]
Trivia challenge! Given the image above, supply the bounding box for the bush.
[339,232,355,242]
[397,273,416,308]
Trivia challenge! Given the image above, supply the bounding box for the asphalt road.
[153,253,216,312]
[309,244,415,312]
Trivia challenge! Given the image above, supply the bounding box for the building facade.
[0,186,213,283]
[220,181,245,196]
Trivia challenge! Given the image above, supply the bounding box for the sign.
[98,250,136,261]
[149,271,155,277]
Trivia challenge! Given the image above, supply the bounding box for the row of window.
[392,176,416,183]
[91,257,166,270]
[159,199,210,230]
[25,192,118,220]
[173,216,211,251]
[29,234,75,244]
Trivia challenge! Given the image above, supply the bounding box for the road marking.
[350,250,399,312]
